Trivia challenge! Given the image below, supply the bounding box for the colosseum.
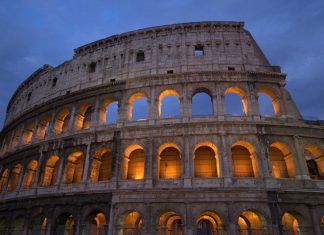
[0,21,323,235]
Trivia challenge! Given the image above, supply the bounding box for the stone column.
[31,117,40,142]
[91,98,100,128]
[216,87,225,120]
[226,202,238,235]
[185,203,193,235]
[82,143,92,183]
[68,106,76,132]
[148,86,158,123]
[247,82,260,118]
[144,140,153,188]
[56,153,66,187]
[310,205,322,235]
[279,85,288,116]
[219,132,232,180]
[293,135,310,179]
[184,136,191,188]
[17,123,25,147]
[256,134,272,178]
[212,94,218,116]
[34,146,45,187]
[47,110,57,137]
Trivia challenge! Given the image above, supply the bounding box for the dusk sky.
[0,0,323,128]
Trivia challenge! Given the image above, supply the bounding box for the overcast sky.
[0,0,323,128]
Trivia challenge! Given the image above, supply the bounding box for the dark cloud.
[1,0,323,128]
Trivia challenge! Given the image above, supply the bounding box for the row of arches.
[1,209,319,235]
[0,142,322,193]
[1,86,282,153]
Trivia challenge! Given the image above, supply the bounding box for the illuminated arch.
[194,141,220,177]
[29,214,48,235]
[304,144,323,179]
[258,88,281,116]
[22,119,36,144]
[12,126,22,148]
[231,141,258,177]
[196,211,223,234]
[128,93,148,121]
[281,212,303,235]
[90,147,112,182]
[75,102,93,130]
[158,143,182,179]
[36,115,51,139]
[63,151,84,184]
[41,155,60,186]
[54,213,75,235]
[117,210,142,235]
[83,211,107,235]
[158,89,181,117]
[54,108,70,134]
[0,168,9,192]
[99,98,118,125]
[269,142,296,178]
[8,164,23,192]
[225,87,248,115]
[22,160,38,188]
[122,144,145,180]
[157,210,183,235]
[238,210,267,234]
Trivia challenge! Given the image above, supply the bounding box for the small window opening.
[66,90,71,94]
[228,67,235,71]
[136,51,145,62]
[167,70,174,74]
[89,62,96,73]
[110,79,116,83]
[194,45,204,56]
[27,92,32,102]
[52,77,58,87]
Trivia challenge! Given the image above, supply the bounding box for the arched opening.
[117,211,142,235]
[82,212,107,235]
[0,217,5,234]
[37,115,50,139]
[10,215,25,235]
[158,211,183,235]
[231,141,258,177]
[194,143,219,178]
[22,160,38,189]
[54,108,70,134]
[128,93,148,121]
[8,164,23,192]
[1,132,12,153]
[122,145,145,180]
[75,103,94,130]
[281,212,302,235]
[99,98,118,125]
[158,144,182,179]
[54,213,75,235]
[41,155,60,187]
[29,214,47,235]
[304,144,323,179]
[64,151,84,184]
[269,142,296,178]
[127,149,145,180]
[192,91,213,116]
[0,168,9,192]
[159,90,181,118]
[225,87,247,116]
[258,88,281,116]
[196,211,223,235]
[12,127,22,148]
[22,119,35,144]
[258,93,275,117]
[90,147,113,182]
[238,210,266,235]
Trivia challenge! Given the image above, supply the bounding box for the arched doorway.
[117,211,142,235]
[237,210,266,235]
[158,211,183,235]
[82,212,107,235]
[54,213,75,235]
[29,214,47,235]
[196,211,223,235]
[281,212,304,235]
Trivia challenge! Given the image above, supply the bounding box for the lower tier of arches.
[0,190,323,235]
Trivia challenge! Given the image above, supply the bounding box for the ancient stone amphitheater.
[0,21,323,235]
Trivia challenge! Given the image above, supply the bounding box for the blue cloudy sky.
[0,0,323,128]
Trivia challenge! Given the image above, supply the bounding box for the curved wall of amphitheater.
[0,21,323,235]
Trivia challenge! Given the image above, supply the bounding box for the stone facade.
[0,21,323,235]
